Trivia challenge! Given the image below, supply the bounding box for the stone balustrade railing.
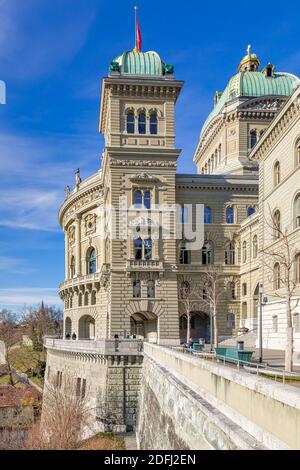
[44,337,143,356]
[127,259,163,271]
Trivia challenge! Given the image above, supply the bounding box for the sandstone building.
[44,44,300,431]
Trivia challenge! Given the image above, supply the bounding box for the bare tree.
[0,310,21,385]
[179,279,202,344]
[261,208,300,372]
[26,374,90,450]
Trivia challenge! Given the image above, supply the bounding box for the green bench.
[215,347,253,365]
[186,343,205,353]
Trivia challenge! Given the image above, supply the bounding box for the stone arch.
[65,317,72,338]
[130,311,158,343]
[78,315,95,340]
[125,299,165,319]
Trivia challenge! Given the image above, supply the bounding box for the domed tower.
[194,46,300,175]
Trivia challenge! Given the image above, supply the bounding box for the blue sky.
[1,0,300,313]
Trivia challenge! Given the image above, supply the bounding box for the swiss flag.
[136,14,142,52]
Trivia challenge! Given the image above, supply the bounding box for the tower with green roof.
[194,46,300,175]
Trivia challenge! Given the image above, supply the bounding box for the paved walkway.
[123,433,138,450]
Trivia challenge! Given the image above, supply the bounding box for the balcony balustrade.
[44,336,143,356]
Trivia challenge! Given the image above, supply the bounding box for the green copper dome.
[110,50,173,77]
[201,70,300,137]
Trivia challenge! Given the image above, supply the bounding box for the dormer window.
[265,63,274,78]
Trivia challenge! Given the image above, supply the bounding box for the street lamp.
[259,283,268,364]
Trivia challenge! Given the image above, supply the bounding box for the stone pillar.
[75,215,82,277]
[64,229,69,280]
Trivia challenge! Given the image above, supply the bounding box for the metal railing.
[184,348,300,385]
[44,337,143,356]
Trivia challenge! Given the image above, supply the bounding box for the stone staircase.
[219,329,257,350]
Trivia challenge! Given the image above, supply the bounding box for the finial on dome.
[238,45,260,73]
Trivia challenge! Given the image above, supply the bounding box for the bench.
[215,347,253,365]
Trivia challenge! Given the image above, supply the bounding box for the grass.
[8,346,46,388]
[78,433,126,451]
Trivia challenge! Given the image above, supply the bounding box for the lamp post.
[259,283,267,364]
[209,301,213,352]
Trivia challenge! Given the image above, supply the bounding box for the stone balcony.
[44,337,143,356]
[59,264,110,293]
[126,259,164,272]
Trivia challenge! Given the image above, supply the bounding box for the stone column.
[75,215,82,277]
[64,229,69,280]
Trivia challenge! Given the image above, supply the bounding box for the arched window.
[144,191,151,210]
[179,242,190,265]
[70,256,76,278]
[84,291,89,306]
[273,210,281,240]
[205,163,208,174]
[272,315,278,333]
[294,193,300,229]
[127,112,135,134]
[218,144,222,164]
[91,291,96,305]
[247,207,255,217]
[134,238,143,260]
[78,292,83,307]
[250,130,257,149]
[202,243,213,265]
[274,161,280,186]
[150,112,158,135]
[274,263,281,290]
[180,281,190,299]
[134,190,143,208]
[87,248,96,274]
[208,159,211,174]
[204,207,212,224]
[65,317,72,339]
[242,283,247,296]
[147,280,155,298]
[242,241,247,263]
[226,206,234,224]
[133,280,141,298]
[211,155,214,170]
[144,239,153,260]
[225,242,235,265]
[295,254,300,284]
[253,235,258,259]
[295,141,300,167]
[138,112,146,134]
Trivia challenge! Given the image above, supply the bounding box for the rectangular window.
[76,378,81,398]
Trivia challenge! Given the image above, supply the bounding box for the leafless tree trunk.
[0,310,22,385]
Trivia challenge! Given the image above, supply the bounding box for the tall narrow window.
[144,239,152,260]
[70,256,76,278]
[78,292,83,307]
[294,193,300,229]
[274,263,281,290]
[295,254,300,284]
[81,379,86,399]
[274,161,280,186]
[134,190,143,208]
[250,130,257,149]
[202,243,213,265]
[91,291,96,305]
[229,282,236,300]
[134,238,143,260]
[144,191,151,209]
[247,207,255,217]
[127,112,135,134]
[87,248,96,274]
[76,378,81,398]
[180,281,190,299]
[204,207,212,224]
[179,242,190,265]
[294,313,300,333]
[150,113,158,135]
[295,142,300,167]
[147,280,155,298]
[242,241,247,263]
[225,243,235,265]
[273,210,281,240]
[253,235,258,259]
[84,291,89,306]
[133,280,141,298]
[226,206,234,224]
[138,112,146,134]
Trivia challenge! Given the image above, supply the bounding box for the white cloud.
[0,256,35,274]
[0,287,62,311]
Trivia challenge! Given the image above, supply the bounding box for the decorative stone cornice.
[110,159,177,168]
[250,87,300,162]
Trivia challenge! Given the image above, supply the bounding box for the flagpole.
[134,6,138,51]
